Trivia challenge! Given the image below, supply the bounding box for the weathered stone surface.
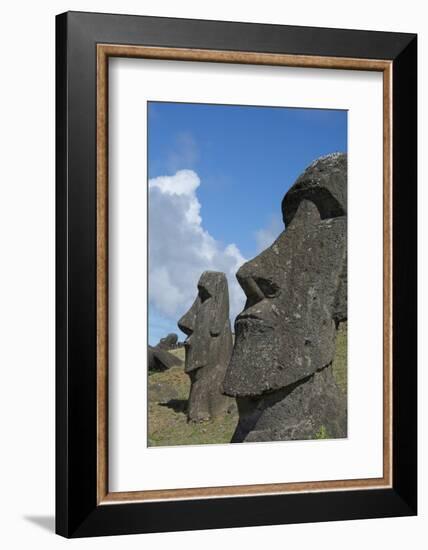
[281,152,347,226]
[157,333,179,350]
[148,345,182,372]
[223,153,347,442]
[232,365,346,442]
[178,271,235,422]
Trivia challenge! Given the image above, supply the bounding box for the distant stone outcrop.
[178,271,235,422]
[223,153,348,442]
[148,345,182,372]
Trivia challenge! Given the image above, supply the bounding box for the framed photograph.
[56,11,417,537]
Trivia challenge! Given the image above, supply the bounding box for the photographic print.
[147,102,348,446]
[57,13,417,536]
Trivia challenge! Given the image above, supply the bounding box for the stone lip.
[231,363,347,443]
[223,152,347,398]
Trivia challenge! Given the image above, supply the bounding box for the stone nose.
[177,298,198,336]
[177,312,194,336]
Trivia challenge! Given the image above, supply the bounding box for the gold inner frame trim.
[96,44,393,505]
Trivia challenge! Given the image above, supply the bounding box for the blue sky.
[148,102,347,344]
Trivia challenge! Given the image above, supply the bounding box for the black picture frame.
[56,11,417,538]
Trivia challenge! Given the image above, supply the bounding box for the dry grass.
[168,347,186,362]
[148,365,238,447]
[148,325,347,447]
[332,321,348,397]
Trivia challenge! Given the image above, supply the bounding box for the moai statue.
[157,333,179,350]
[148,345,182,372]
[178,271,235,422]
[223,153,348,442]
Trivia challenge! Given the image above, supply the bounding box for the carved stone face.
[223,153,347,398]
[178,271,230,374]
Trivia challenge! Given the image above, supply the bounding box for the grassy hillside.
[148,355,238,447]
[148,325,347,447]
[168,347,185,362]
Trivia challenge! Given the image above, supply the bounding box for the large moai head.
[178,271,234,421]
[223,153,347,441]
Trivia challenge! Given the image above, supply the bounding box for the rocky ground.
[148,323,347,446]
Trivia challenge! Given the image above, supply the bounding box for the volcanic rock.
[157,333,179,350]
[223,153,348,442]
[178,271,235,422]
[148,345,182,372]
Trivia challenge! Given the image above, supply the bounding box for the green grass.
[332,321,347,397]
[314,425,329,439]
[148,365,238,447]
[148,324,346,447]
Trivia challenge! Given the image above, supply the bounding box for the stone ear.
[210,278,229,337]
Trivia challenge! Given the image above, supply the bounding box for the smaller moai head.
[223,153,347,399]
[178,271,230,374]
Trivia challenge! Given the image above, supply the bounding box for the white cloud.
[149,169,200,197]
[254,214,284,253]
[149,170,246,331]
